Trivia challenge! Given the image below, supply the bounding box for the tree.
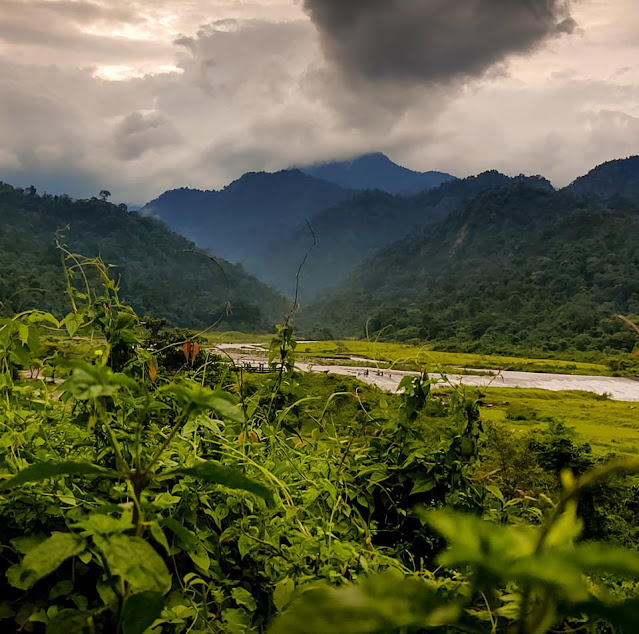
[99,190,111,202]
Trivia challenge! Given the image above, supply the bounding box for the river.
[213,346,639,402]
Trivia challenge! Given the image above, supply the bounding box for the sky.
[0,0,638,204]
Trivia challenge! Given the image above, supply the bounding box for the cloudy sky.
[0,0,638,204]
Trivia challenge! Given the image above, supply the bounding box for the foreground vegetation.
[1,253,639,633]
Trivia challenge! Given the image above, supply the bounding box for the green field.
[202,330,273,344]
[481,388,639,456]
[296,340,610,375]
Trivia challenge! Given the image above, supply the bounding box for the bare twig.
[287,220,316,322]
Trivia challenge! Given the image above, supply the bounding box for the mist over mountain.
[0,182,288,330]
[141,169,354,264]
[252,170,554,300]
[300,152,456,194]
[566,156,639,200]
[141,155,550,302]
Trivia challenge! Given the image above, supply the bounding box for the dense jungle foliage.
[300,184,639,356]
[0,182,288,331]
[567,156,639,200]
[0,251,638,633]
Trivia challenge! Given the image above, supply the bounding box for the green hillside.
[0,182,288,330]
[567,155,639,200]
[299,184,639,355]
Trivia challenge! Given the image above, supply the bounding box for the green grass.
[480,388,639,456]
[202,331,272,345]
[297,340,609,375]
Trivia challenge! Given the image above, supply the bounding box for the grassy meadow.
[480,388,639,456]
[296,339,610,375]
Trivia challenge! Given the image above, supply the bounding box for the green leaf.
[11,534,47,554]
[62,362,139,401]
[162,518,210,571]
[485,485,505,505]
[0,461,118,491]
[46,610,94,634]
[269,573,457,634]
[162,517,198,549]
[17,323,29,346]
[425,509,590,601]
[7,532,85,590]
[62,314,82,338]
[0,601,15,621]
[148,522,171,556]
[232,587,257,612]
[71,511,133,536]
[166,461,273,505]
[93,534,171,594]
[40,313,61,329]
[570,542,639,577]
[122,592,165,634]
[162,382,243,421]
[273,578,295,612]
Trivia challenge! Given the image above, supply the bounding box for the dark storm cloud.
[303,0,576,83]
[113,112,182,160]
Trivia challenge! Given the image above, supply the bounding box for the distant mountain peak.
[567,156,639,200]
[299,152,456,195]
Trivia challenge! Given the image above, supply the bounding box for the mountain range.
[567,156,639,199]
[3,153,639,351]
[141,154,540,300]
[299,152,455,194]
[296,173,639,355]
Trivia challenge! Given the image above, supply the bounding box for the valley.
[4,3,639,631]
[2,153,639,633]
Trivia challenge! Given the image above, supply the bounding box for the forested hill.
[249,170,554,300]
[0,182,289,330]
[300,152,455,194]
[298,184,639,355]
[141,169,354,263]
[567,156,639,199]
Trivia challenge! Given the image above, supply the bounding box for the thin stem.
[142,411,189,476]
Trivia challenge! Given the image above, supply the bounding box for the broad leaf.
[0,461,118,491]
[273,578,295,612]
[62,313,82,339]
[6,532,85,590]
[162,382,243,421]
[93,534,171,594]
[122,592,165,634]
[425,509,592,601]
[46,610,94,634]
[269,573,457,634]
[569,542,639,577]
[166,461,273,505]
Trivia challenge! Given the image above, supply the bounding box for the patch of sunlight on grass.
[481,388,639,456]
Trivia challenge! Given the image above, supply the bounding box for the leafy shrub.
[0,249,638,633]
